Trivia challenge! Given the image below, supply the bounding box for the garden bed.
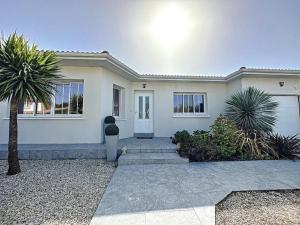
[216,190,300,225]
[174,116,300,162]
[0,160,115,225]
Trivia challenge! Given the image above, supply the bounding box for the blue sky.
[1,0,300,75]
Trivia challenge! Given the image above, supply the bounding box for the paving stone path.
[90,160,300,225]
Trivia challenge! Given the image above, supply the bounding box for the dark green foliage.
[193,130,209,136]
[174,130,191,144]
[268,133,300,159]
[105,124,119,136]
[0,33,60,175]
[104,116,115,124]
[210,116,241,160]
[177,116,279,162]
[225,87,278,134]
[189,145,217,162]
[0,33,61,104]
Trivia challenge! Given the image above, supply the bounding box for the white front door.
[134,91,154,134]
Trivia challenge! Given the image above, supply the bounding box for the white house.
[1,51,300,147]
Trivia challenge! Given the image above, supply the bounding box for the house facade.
[0,51,300,145]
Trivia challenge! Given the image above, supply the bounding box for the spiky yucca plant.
[0,33,61,175]
[225,87,278,134]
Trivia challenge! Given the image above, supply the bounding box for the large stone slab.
[90,160,300,225]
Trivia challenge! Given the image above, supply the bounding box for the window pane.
[194,95,204,113]
[55,84,63,114]
[199,95,204,113]
[178,95,183,113]
[173,95,178,113]
[78,83,84,114]
[62,84,70,114]
[139,96,143,119]
[145,96,149,119]
[113,88,120,116]
[194,95,200,113]
[188,95,194,112]
[18,102,25,114]
[174,95,183,113]
[184,95,189,113]
[70,83,79,114]
[36,102,51,114]
[18,101,35,115]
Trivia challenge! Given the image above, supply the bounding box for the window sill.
[173,114,210,118]
[2,116,85,120]
[115,118,127,121]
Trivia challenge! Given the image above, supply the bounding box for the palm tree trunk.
[7,96,21,175]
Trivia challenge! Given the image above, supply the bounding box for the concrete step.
[125,148,176,153]
[118,152,188,166]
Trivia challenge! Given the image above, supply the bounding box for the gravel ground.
[0,160,116,225]
[216,190,300,225]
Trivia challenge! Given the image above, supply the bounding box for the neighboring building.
[0,51,300,146]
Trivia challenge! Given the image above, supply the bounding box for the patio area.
[90,160,300,225]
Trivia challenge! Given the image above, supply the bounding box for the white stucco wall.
[0,66,104,144]
[131,81,227,137]
[0,66,135,144]
[99,68,134,140]
[226,78,242,97]
[242,77,300,95]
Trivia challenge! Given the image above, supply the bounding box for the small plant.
[189,145,217,162]
[105,124,119,136]
[268,133,300,159]
[211,115,240,160]
[174,130,191,144]
[104,116,115,124]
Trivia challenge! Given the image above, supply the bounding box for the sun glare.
[150,3,190,48]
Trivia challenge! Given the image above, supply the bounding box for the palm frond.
[0,32,61,104]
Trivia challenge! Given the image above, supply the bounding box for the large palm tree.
[0,33,60,175]
[225,87,278,134]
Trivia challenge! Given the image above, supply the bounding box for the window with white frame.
[112,85,124,117]
[17,81,84,116]
[173,93,205,115]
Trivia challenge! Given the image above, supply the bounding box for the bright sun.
[150,4,190,48]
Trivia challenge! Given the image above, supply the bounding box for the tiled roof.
[140,74,225,80]
[52,50,300,81]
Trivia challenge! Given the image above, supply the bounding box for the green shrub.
[174,130,191,144]
[105,124,119,136]
[189,134,216,161]
[189,144,217,162]
[193,130,209,136]
[210,115,241,160]
[268,133,300,159]
[104,116,115,124]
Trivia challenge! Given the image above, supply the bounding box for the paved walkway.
[90,160,300,225]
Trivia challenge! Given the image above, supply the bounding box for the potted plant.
[103,116,116,143]
[105,124,119,161]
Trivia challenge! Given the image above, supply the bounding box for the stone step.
[118,153,188,166]
[125,148,176,153]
